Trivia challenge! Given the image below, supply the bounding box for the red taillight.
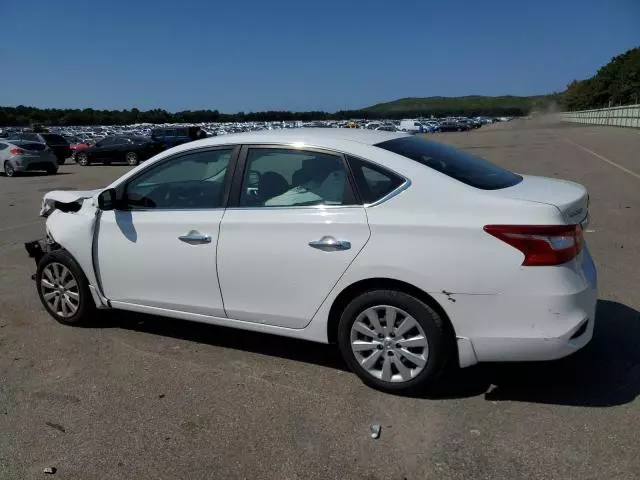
[9,148,24,155]
[484,224,584,266]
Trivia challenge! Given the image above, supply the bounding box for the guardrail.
[561,104,640,128]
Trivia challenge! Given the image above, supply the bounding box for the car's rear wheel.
[77,153,90,166]
[126,152,138,166]
[338,290,451,394]
[46,164,58,175]
[36,250,94,326]
[4,161,16,177]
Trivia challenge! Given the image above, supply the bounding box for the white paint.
[39,129,598,371]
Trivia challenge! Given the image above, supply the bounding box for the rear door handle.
[178,231,212,245]
[308,236,351,252]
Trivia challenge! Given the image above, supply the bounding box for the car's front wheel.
[76,153,90,166]
[36,250,95,325]
[338,290,451,394]
[126,152,138,166]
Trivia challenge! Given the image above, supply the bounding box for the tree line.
[563,47,640,111]
[0,104,528,127]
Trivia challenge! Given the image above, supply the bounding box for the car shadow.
[100,310,349,372]
[424,300,640,407]
[96,299,638,405]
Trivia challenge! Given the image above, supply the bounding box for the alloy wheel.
[126,152,138,166]
[350,305,429,383]
[4,162,15,177]
[40,262,80,318]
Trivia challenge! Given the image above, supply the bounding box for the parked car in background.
[5,133,71,165]
[75,136,164,166]
[1,140,58,176]
[65,136,93,159]
[399,119,426,133]
[151,126,207,149]
[27,129,596,394]
[438,120,471,132]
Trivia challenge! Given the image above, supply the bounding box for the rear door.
[217,145,370,328]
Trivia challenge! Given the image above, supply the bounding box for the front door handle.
[178,230,212,245]
[309,236,351,252]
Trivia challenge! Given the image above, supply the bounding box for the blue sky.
[2,0,638,112]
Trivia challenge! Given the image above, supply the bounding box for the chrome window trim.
[363,177,411,208]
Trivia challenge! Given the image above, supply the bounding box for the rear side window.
[22,133,42,142]
[375,136,522,190]
[17,142,46,151]
[347,156,404,204]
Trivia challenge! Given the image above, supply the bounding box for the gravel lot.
[1,119,639,480]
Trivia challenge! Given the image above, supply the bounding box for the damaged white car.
[26,129,597,393]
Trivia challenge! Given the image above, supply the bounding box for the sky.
[1,0,639,112]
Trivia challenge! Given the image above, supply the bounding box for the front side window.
[376,136,522,190]
[239,148,356,207]
[123,149,232,210]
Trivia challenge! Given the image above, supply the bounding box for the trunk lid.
[493,175,589,226]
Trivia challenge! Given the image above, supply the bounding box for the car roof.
[188,128,410,149]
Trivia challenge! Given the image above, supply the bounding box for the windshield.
[375,136,522,190]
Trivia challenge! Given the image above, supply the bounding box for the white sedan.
[25,129,597,393]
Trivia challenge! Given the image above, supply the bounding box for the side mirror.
[97,188,117,211]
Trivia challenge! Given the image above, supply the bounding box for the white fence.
[561,104,640,128]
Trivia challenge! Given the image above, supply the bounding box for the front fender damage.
[26,191,110,309]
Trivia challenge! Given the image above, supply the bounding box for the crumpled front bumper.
[25,237,56,267]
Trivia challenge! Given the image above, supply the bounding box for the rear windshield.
[15,141,46,151]
[375,136,522,190]
[40,134,68,145]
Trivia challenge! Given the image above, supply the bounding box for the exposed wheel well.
[327,278,456,346]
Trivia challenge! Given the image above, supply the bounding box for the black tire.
[337,289,451,394]
[36,250,95,326]
[46,165,58,175]
[4,161,16,177]
[57,157,66,165]
[126,152,138,166]
[77,153,90,166]
[103,160,112,166]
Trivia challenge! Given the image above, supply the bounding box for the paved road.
[1,120,638,480]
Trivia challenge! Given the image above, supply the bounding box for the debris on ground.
[43,467,57,474]
[370,424,381,439]
[45,422,66,433]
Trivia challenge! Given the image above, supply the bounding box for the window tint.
[347,156,404,204]
[22,133,41,142]
[0,143,7,150]
[239,148,356,207]
[124,149,231,210]
[99,137,115,146]
[40,134,68,144]
[375,136,522,190]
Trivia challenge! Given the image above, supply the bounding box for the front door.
[217,146,370,328]
[96,147,235,317]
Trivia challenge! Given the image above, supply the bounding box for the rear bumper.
[443,246,598,365]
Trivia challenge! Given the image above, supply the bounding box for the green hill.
[361,94,560,117]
